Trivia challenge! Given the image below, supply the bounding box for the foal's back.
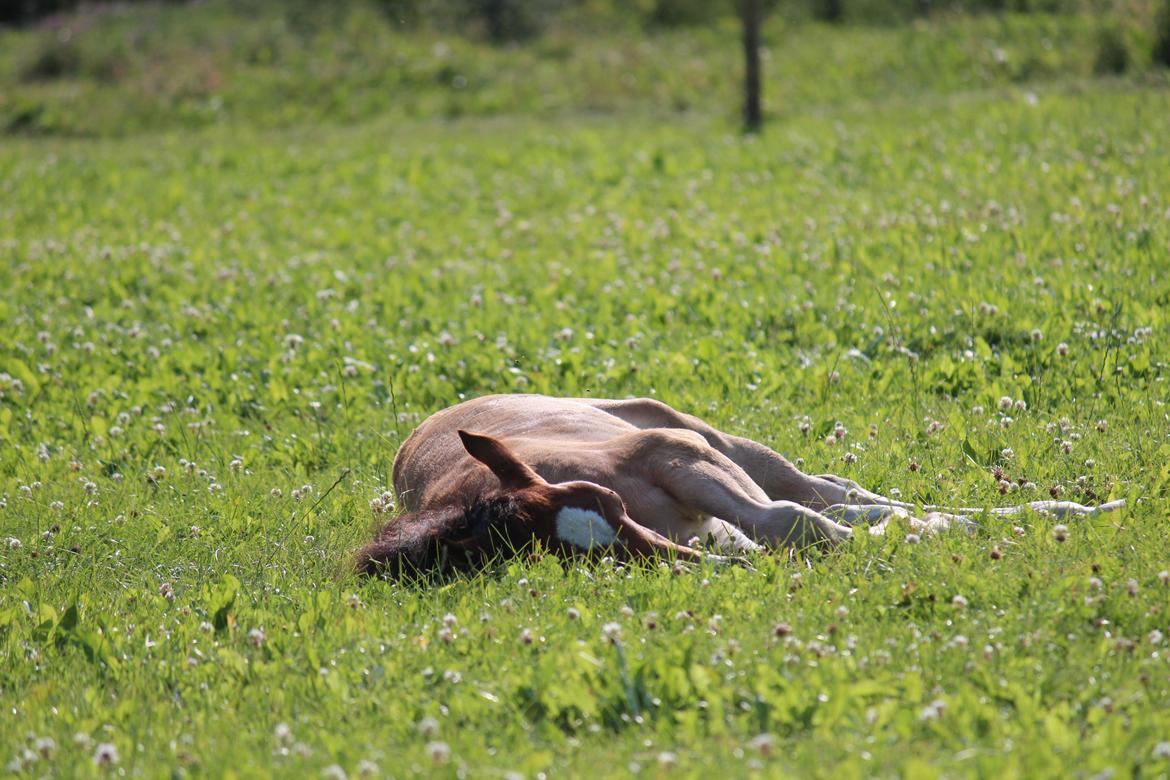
[392,395,640,511]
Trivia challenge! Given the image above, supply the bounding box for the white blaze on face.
[555,506,617,549]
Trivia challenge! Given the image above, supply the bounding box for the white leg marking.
[556,507,618,550]
[695,516,763,553]
[922,499,1126,518]
[823,504,911,526]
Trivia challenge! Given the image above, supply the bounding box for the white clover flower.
[919,700,945,721]
[747,733,776,757]
[248,628,266,647]
[426,741,450,764]
[322,764,347,780]
[34,737,56,759]
[417,716,439,738]
[601,622,622,644]
[93,742,119,766]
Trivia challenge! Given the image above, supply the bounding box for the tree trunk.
[741,0,762,133]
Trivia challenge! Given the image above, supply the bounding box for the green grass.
[3,3,1170,778]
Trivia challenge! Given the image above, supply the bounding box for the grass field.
[3,2,1170,778]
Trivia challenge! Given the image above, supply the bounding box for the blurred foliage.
[0,0,1164,138]
[0,0,1157,29]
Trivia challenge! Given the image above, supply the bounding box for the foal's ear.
[458,430,544,490]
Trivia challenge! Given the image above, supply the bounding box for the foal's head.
[355,430,637,578]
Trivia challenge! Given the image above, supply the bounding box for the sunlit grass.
[1,16,1170,777]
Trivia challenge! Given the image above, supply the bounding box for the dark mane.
[354,493,528,579]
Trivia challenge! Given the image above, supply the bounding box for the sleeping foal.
[356,394,1122,577]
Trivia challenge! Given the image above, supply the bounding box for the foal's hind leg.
[587,397,912,512]
[621,428,854,548]
[589,399,1124,532]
